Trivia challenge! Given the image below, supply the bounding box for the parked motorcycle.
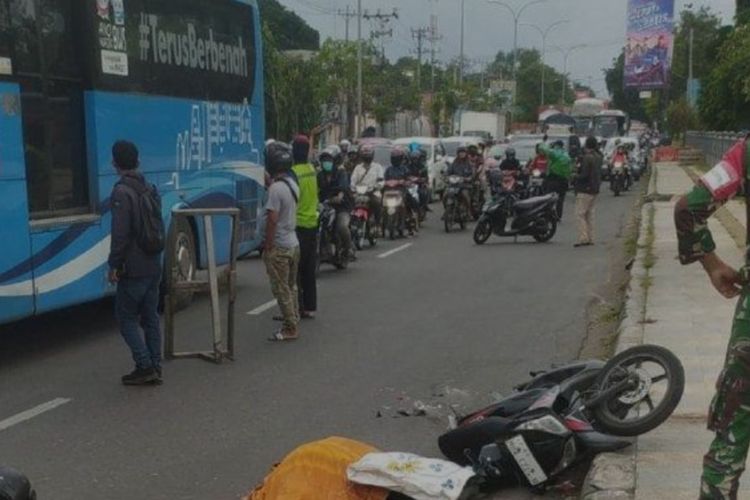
[350,185,378,249]
[443,175,470,233]
[381,179,408,240]
[438,344,684,491]
[317,201,348,270]
[473,171,558,245]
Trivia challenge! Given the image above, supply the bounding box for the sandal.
[267,330,298,342]
[301,312,316,320]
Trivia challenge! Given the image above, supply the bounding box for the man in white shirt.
[350,144,384,228]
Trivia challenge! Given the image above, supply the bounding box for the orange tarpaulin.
[245,437,390,500]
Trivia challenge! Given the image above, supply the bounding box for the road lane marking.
[247,299,278,315]
[0,398,72,432]
[377,243,413,259]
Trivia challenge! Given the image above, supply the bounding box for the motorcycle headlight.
[515,415,570,436]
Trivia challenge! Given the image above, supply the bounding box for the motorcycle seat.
[514,193,556,211]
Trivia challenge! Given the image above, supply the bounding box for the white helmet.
[339,139,351,152]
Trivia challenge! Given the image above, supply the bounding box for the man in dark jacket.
[318,148,353,260]
[108,140,163,385]
[573,136,603,247]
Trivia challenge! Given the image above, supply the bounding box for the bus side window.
[6,0,89,219]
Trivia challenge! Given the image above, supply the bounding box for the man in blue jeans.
[108,141,163,386]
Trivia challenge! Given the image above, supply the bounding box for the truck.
[457,111,507,143]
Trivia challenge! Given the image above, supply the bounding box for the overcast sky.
[278,0,734,98]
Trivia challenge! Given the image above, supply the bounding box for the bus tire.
[166,217,197,311]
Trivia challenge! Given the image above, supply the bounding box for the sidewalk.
[583,162,748,499]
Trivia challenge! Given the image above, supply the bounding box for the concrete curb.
[580,202,654,500]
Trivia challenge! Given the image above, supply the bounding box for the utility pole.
[357,0,362,135]
[364,9,399,63]
[412,27,429,91]
[336,5,357,42]
[459,0,466,85]
[428,14,442,92]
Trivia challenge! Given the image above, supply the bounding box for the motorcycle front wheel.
[351,220,364,250]
[444,207,453,233]
[473,218,492,245]
[592,344,684,437]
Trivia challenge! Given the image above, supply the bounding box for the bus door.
[0,82,35,322]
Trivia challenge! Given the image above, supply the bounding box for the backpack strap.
[276,177,299,204]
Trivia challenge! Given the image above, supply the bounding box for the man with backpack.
[108,140,165,386]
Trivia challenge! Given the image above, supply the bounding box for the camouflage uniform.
[675,140,750,499]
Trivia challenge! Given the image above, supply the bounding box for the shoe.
[153,365,164,385]
[121,367,158,386]
[301,311,316,320]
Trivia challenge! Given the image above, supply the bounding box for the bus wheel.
[167,218,197,311]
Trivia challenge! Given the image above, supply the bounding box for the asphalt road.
[0,188,635,500]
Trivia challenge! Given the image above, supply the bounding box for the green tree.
[699,24,750,130]
[666,97,699,144]
[258,0,319,50]
[738,0,750,25]
[669,7,723,102]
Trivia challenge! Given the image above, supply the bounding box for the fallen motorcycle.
[473,171,558,245]
[437,344,684,491]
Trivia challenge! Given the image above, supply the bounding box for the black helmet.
[359,144,375,162]
[265,141,292,176]
[390,147,405,165]
[0,467,35,500]
[409,148,422,161]
[505,148,516,159]
[457,145,468,154]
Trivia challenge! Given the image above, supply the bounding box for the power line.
[336,5,358,42]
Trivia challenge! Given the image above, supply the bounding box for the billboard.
[624,0,675,89]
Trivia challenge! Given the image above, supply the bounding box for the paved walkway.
[635,163,748,499]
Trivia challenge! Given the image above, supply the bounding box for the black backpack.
[119,176,166,255]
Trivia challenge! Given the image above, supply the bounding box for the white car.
[394,137,450,198]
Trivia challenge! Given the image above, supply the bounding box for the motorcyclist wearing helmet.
[350,143,385,228]
[499,148,521,172]
[467,144,483,170]
[385,147,409,181]
[447,145,474,216]
[318,148,354,260]
[339,139,351,155]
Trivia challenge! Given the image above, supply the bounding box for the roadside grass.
[580,170,651,359]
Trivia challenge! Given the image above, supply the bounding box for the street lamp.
[520,19,569,107]
[486,0,547,107]
[552,44,588,105]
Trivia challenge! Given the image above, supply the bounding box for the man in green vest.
[291,135,320,319]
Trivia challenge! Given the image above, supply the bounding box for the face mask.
[322,161,334,172]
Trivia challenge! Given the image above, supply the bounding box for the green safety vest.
[291,163,319,229]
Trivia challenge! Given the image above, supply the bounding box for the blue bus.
[0,0,266,324]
